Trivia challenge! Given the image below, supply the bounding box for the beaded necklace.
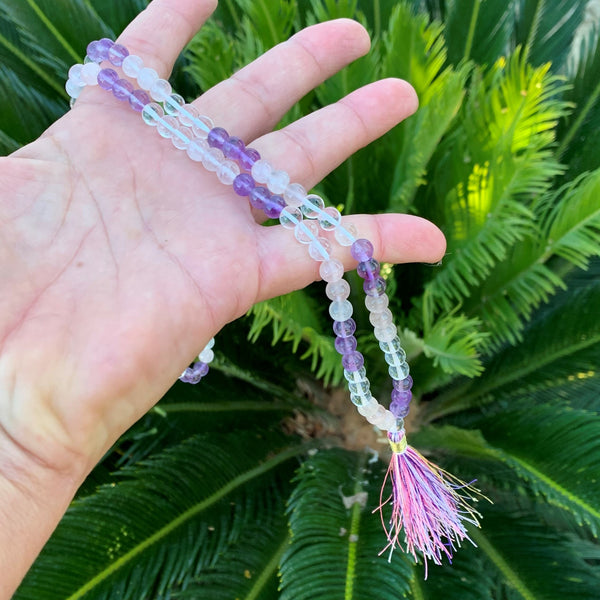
[67,38,482,572]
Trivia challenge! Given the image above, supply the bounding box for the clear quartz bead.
[279,207,302,229]
[157,115,178,138]
[122,54,144,77]
[199,348,214,363]
[389,362,410,380]
[171,127,190,149]
[374,324,398,343]
[348,379,370,395]
[267,169,290,194]
[344,367,367,382]
[319,259,344,282]
[150,78,172,102]
[187,138,208,162]
[251,159,272,184]
[178,104,199,127]
[325,279,351,301]
[142,102,164,126]
[379,337,403,354]
[205,338,215,350]
[164,93,185,115]
[365,294,389,312]
[385,351,407,368]
[202,147,224,172]
[350,391,373,407]
[192,115,214,138]
[302,194,325,219]
[334,223,357,246]
[217,159,240,185]
[137,67,159,90]
[294,221,318,244]
[308,237,331,261]
[369,309,394,328]
[319,206,341,231]
[284,183,307,208]
[329,300,353,321]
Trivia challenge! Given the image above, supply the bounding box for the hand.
[0,1,445,593]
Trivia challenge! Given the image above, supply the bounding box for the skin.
[0,0,446,596]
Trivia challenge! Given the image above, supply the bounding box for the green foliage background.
[2,0,599,598]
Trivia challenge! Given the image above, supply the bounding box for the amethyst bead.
[233,173,255,196]
[391,389,412,404]
[389,401,410,418]
[222,136,245,160]
[129,89,150,112]
[335,335,358,354]
[108,43,129,66]
[97,68,119,90]
[207,127,229,149]
[351,238,374,262]
[249,186,270,210]
[333,318,356,337]
[112,78,134,101]
[264,194,285,219]
[357,258,380,280]
[364,276,387,296]
[193,361,210,378]
[239,148,260,171]
[393,375,413,391]
[342,351,364,371]
[87,38,113,62]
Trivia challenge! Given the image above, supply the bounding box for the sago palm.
[2,0,599,598]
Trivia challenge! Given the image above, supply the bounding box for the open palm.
[0,0,445,476]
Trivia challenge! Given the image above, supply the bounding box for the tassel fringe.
[377,429,484,576]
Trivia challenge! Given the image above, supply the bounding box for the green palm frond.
[247,290,342,385]
[15,432,304,600]
[280,449,414,600]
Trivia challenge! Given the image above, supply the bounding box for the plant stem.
[463,0,481,61]
[244,533,289,600]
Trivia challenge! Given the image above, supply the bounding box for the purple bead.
[264,194,285,219]
[222,136,245,160]
[239,147,260,171]
[389,401,410,418]
[342,351,364,371]
[233,173,255,196]
[108,43,129,67]
[335,335,357,354]
[129,88,150,112]
[364,276,387,297]
[391,389,412,404]
[333,318,356,337]
[193,361,210,378]
[97,68,119,90]
[87,38,113,62]
[112,78,134,101]
[393,375,413,391]
[249,185,270,209]
[207,127,229,149]
[351,238,374,262]
[357,258,380,280]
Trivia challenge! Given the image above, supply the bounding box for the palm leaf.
[15,432,305,600]
[280,449,414,600]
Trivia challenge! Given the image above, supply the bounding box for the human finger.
[195,19,371,141]
[117,0,217,77]
[254,213,447,302]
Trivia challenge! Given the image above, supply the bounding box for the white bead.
[319,206,341,231]
[80,62,100,85]
[369,309,393,328]
[68,63,83,83]
[279,207,302,229]
[251,159,272,184]
[267,169,290,194]
[377,410,397,432]
[217,159,240,185]
[294,221,318,244]
[192,115,214,138]
[326,279,351,301]
[374,324,398,343]
[137,67,159,90]
[202,147,224,172]
[357,398,379,418]
[205,338,215,349]
[329,300,353,321]
[199,348,214,363]
[284,183,307,208]
[319,259,344,282]
[187,138,208,162]
[366,404,388,426]
[334,223,357,246]
[308,237,331,261]
[178,104,199,127]
[150,78,172,102]
[122,54,144,77]
[302,194,325,219]
[65,78,83,99]
[365,294,389,312]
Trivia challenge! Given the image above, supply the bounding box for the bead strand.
[179,338,216,384]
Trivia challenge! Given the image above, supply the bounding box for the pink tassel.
[377,429,483,576]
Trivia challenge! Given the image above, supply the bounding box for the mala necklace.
[67,38,482,571]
